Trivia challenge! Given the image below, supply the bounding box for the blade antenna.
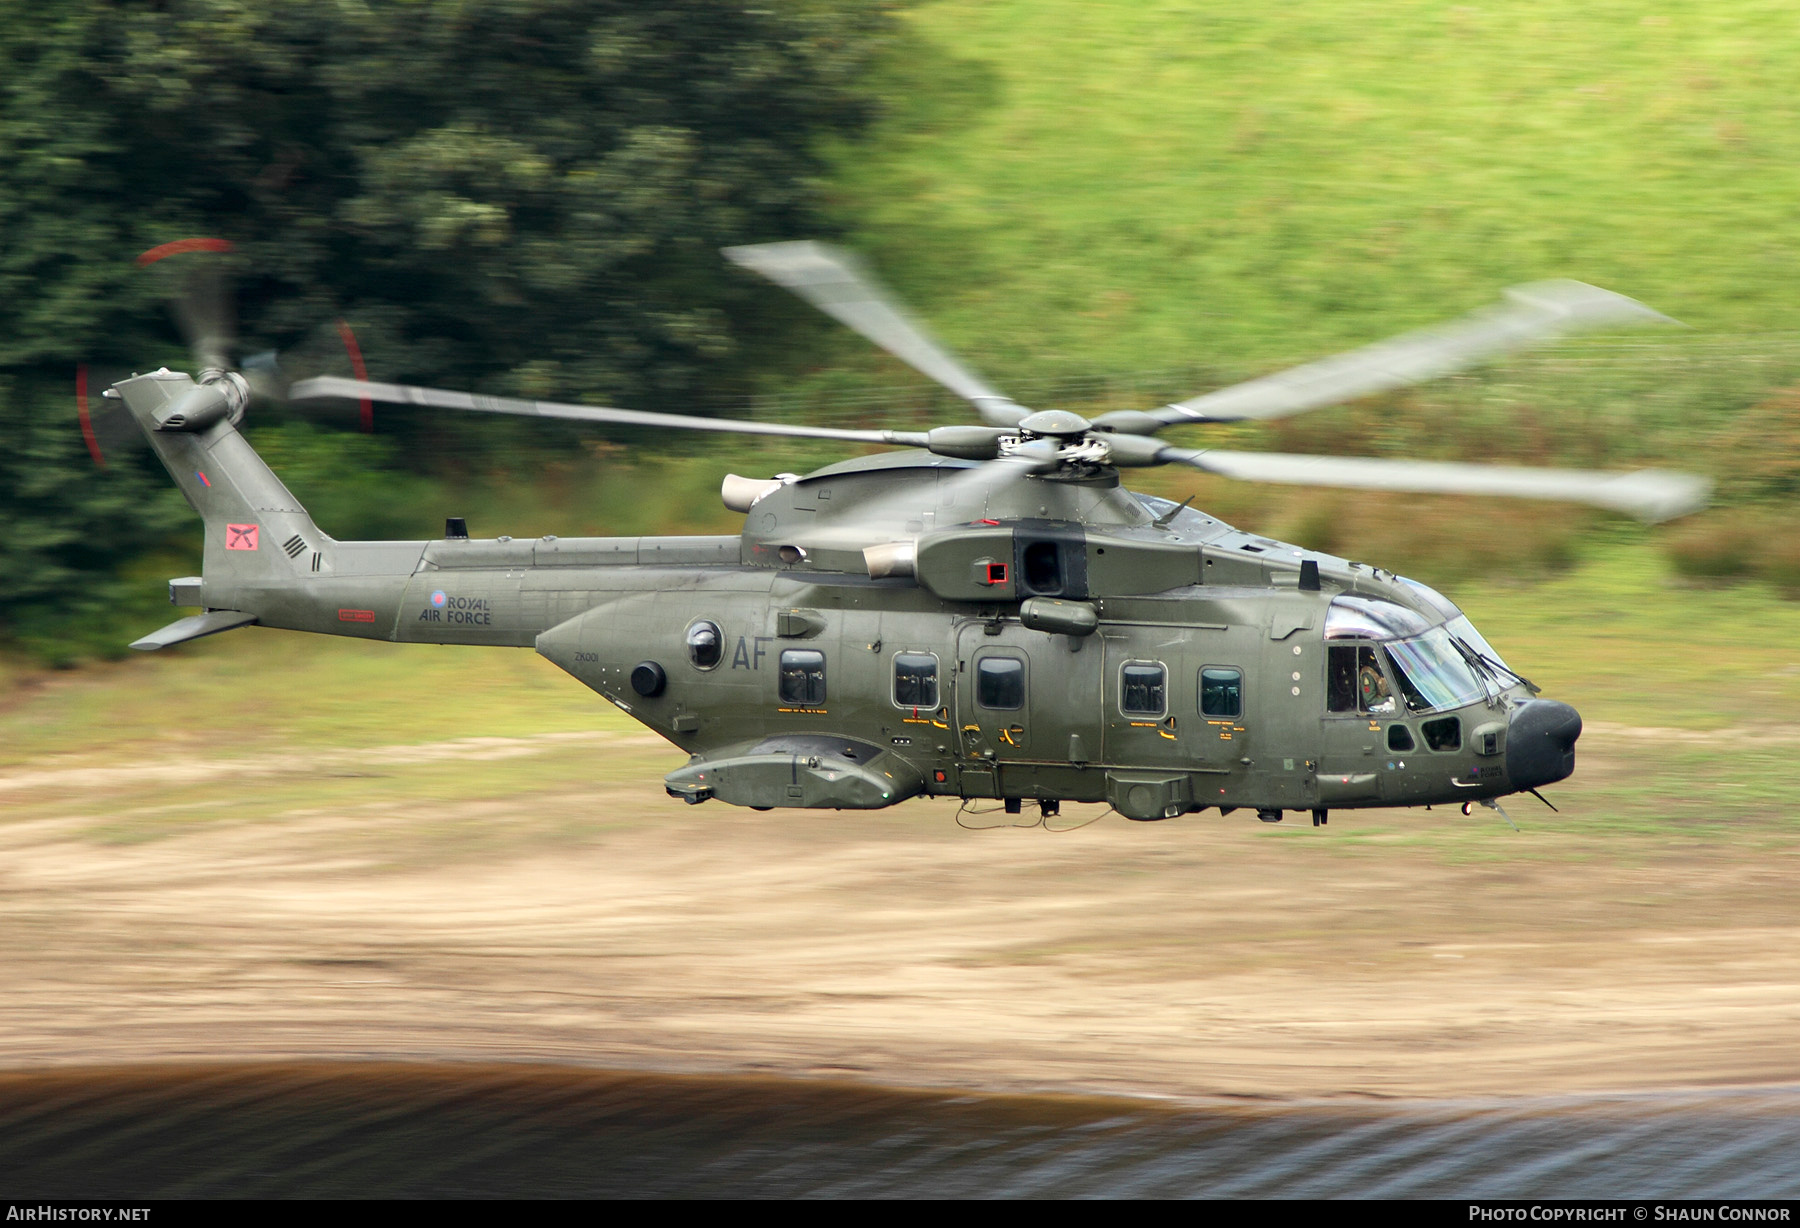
[1480,797,1520,832]
[1150,494,1195,528]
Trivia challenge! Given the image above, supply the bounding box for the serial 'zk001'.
[104,239,1709,826]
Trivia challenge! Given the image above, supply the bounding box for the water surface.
[2,1064,1796,1198]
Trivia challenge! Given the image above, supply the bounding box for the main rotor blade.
[1133,281,1673,430]
[1157,447,1711,523]
[288,376,929,447]
[724,241,1030,428]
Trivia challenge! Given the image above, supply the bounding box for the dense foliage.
[0,0,894,657]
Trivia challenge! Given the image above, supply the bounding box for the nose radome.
[1505,699,1583,791]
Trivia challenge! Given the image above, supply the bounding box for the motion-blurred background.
[3,2,1800,1196]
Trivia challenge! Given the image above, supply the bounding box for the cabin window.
[1120,662,1166,716]
[976,655,1025,711]
[1328,644,1396,715]
[686,620,723,670]
[778,649,826,706]
[1421,716,1462,751]
[1387,724,1416,753]
[1200,667,1242,718]
[893,652,939,710]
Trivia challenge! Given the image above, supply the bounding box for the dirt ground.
[3,728,1798,1104]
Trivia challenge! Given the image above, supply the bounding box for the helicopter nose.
[1505,699,1583,790]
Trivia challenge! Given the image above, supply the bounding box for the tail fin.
[116,369,331,624]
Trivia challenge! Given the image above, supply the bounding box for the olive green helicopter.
[105,239,1709,826]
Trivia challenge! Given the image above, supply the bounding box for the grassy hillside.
[825,1,1800,375]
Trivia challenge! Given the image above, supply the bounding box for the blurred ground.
[3,722,1799,1102]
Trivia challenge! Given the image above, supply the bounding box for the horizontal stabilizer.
[130,609,258,652]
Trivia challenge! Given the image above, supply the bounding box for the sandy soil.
[3,729,1798,1104]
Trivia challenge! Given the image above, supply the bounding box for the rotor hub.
[1015,409,1092,439]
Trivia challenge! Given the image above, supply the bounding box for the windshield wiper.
[1452,636,1540,697]
[1448,635,1500,706]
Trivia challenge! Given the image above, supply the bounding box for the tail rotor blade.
[724,241,1030,427]
[172,260,235,373]
[138,238,238,373]
[335,319,374,432]
[76,365,104,468]
[76,366,146,467]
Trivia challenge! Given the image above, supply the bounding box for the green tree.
[0,0,894,658]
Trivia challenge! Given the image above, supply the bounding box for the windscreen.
[1385,627,1484,712]
[1325,595,1432,640]
[1397,576,1463,622]
[1447,614,1513,675]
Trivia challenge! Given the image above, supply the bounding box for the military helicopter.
[108,240,1709,826]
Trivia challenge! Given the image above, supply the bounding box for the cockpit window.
[1422,716,1462,751]
[1385,627,1484,712]
[1446,614,1512,675]
[1328,644,1397,715]
[1397,576,1463,622]
[1325,595,1432,641]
